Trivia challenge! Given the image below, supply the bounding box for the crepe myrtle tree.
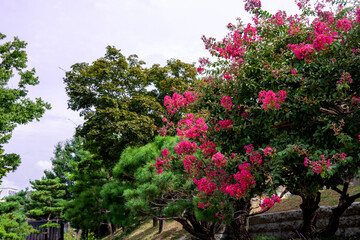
[156,0,360,238]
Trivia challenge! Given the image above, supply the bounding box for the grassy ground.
[103,182,360,240]
[102,220,189,240]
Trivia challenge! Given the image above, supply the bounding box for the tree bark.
[158,219,165,234]
[298,192,321,237]
[153,217,158,227]
[176,218,217,240]
[230,198,251,240]
[319,176,360,238]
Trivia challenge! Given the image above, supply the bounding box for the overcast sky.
[0,0,298,190]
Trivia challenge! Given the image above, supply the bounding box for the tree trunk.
[298,192,320,237]
[107,222,113,235]
[158,219,165,234]
[230,214,250,240]
[153,217,158,227]
[320,201,352,237]
[172,210,224,240]
[230,198,251,240]
[319,178,360,238]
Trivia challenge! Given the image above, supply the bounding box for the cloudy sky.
[0,0,298,190]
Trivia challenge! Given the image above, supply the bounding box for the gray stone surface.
[249,202,360,239]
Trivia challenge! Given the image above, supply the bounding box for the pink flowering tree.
[156,0,360,239]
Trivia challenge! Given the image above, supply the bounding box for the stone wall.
[249,202,360,239]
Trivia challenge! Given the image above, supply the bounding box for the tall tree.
[63,46,196,168]
[64,154,109,238]
[0,33,51,183]
[44,137,86,201]
[27,177,65,237]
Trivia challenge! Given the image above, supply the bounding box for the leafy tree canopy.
[63,46,196,168]
[0,33,50,183]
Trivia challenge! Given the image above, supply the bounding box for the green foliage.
[27,178,65,229]
[0,190,34,239]
[64,152,108,237]
[0,33,50,183]
[44,137,87,201]
[63,46,196,169]
[101,136,183,229]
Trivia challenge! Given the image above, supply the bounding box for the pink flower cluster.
[214,30,246,62]
[194,177,217,195]
[261,194,282,210]
[183,155,197,172]
[271,11,285,26]
[220,96,233,111]
[223,161,256,199]
[212,152,227,167]
[263,146,276,156]
[259,90,287,110]
[304,155,331,174]
[155,156,170,174]
[164,91,197,114]
[313,34,333,51]
[174,140,198,156]
[218,119,233,130]
[337,18,353,32]
[244,0,261,13]
[199,140,217,158]
[289,43,315,60]
[352,96,360,104]
[356,8,360,24]
[337,72,353,85]
[162,148,170,158]
[176,114,208,140]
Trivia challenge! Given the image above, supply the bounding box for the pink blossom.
[220,96,233,111]
[313,34,333,51]
[196,67,204,74]
[249,151,263,165]
[263,146,276,156]
[271,11,285,26]
[304,155,332,174]
[194,177,217,195]
[337,18,353,32]
[243,0,261,13]
[164,92,197,114]
[241,112,249,118]
[259,90,287,110]
[290,43,314,60]
[212,152,227,167]
[352,97,360,104]
[176,114,208,140]
[337,72,353,85]
[162,148,170,158]
[199,141,217,158]
[339,153,347,160]
[183,155,196,171]
[174,140,197,156]
[244,144,254,154]
[218,119,233,130]
[261,198,275,210]
[356,8,360,24]
[291,68,297,75]
[304,157,308,167]
[271,194,282,203]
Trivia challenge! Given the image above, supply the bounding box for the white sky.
[0,0,298,190]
